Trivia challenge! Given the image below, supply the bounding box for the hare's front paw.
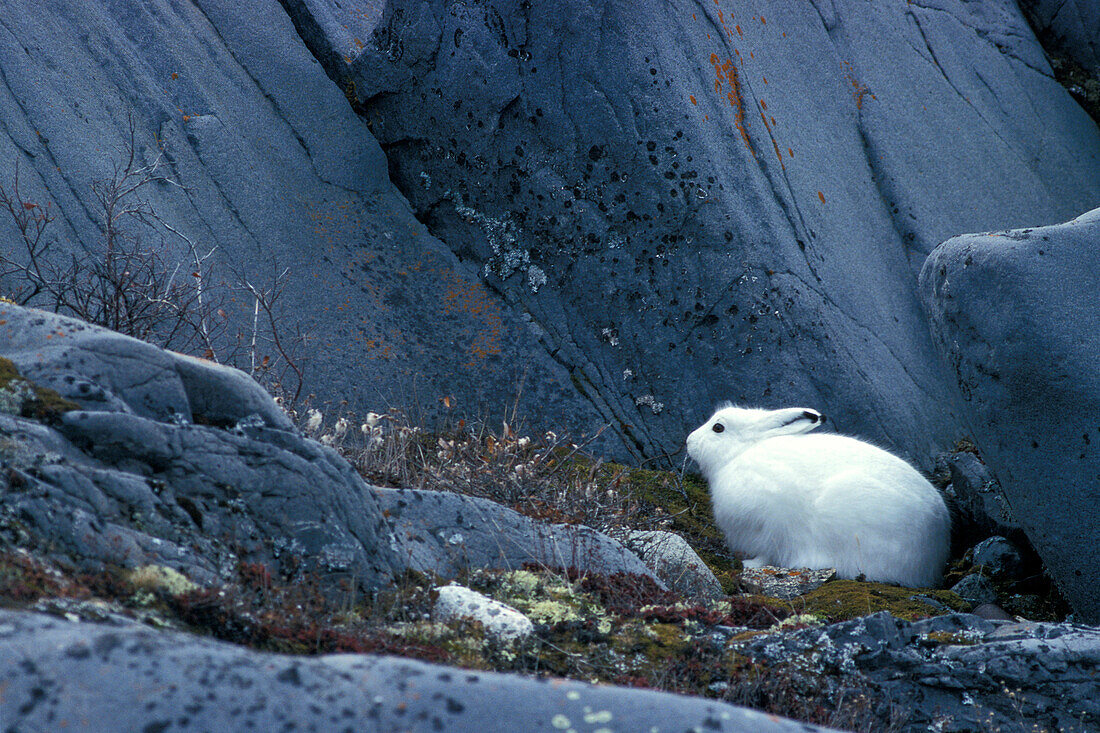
[741,556,766,569]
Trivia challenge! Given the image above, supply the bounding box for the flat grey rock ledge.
[734,611,1100,732]
[0,609,838,733]
[377,486,662,584]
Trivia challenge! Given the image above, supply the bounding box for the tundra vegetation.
[0,352,1070,731]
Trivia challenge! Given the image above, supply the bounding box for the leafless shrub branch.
[0,112,307,407]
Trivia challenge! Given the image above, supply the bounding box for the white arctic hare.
[686,405,950,588]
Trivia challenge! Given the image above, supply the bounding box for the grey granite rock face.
[951,573,998,606]
[734,611,1100,732]
[920,208,1100,624]
[0,0,607,452]
[6,0,1100,464]
[280,0,1100,466]
[0,609,838,733]
[1,304,401,588]
[2,304,292,429]
[377,487,661,583]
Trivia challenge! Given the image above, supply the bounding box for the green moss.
[799,580,970,622]
[0,356,79,422]
[613,618,695,666]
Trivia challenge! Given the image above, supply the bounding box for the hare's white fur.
[686,405,950,587]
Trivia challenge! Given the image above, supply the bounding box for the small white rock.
[434,584,533,643]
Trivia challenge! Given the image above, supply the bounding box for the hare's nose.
[802,410,822,422]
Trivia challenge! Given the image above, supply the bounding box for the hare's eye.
[712,423,725,433]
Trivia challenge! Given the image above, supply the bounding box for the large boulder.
[2,0,1099,464]
[279,0,1100,464]
[919,208,1100,623]
[0,609,836,733]
[0,303,402,588]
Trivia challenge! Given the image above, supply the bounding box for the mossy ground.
[798,580,969,622]
[0,545,949,731]
[0,356,79,422]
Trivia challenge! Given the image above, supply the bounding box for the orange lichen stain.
[842,60,875,109]
[344,55,353,64]
[782,31,786,38]
[788,147,793,157]
[763,75,768,84]
[304,198,362,247]
[362,334,395,360]
[440,269,503,367]
[693,13,696,19]
[760,99,767,111]
[690,94,697,105]
[354,37,364,49]
[817,191,826,204]
[735,25,743,36]
[171,72,179,80]
[709,53,754,155]
[761,16,766,24]
[182,115,190,122]
[758,111,785,170]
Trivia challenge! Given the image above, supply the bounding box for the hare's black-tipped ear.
[761,407,823,437]
[801,409,824,423]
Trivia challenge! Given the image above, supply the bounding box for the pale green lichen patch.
[127,565,199,596]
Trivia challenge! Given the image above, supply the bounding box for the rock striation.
[0,0,606,453]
